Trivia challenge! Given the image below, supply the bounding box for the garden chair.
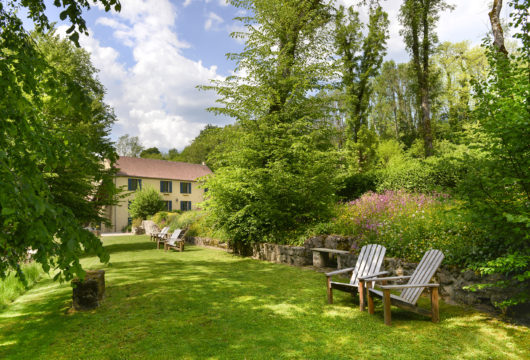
[363,249,444,326]
[157,228,177,249]
[164,229,188,252]
[152,226,169,242]
[325,244,387,311]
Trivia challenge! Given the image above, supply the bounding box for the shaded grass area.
[0,236,528,359]
[0,262,42,310]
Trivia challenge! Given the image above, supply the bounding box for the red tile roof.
[115,157,212,181]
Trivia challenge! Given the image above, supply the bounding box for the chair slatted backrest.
[350,244,386,286]
[160,227,169,236]
[167,229,182,245]
[400,249,444,305]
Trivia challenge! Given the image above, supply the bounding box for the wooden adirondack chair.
[363,249,444,326]
[164,229,187,252]
[325,244,387,311]
[152,226,169,242]
[157,228,178,249]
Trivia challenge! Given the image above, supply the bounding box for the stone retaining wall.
[189,235,523,316]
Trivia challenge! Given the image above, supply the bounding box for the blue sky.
[36,0,505,151]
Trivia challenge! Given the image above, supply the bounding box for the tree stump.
[72,270,105,310]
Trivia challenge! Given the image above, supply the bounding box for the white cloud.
[218,0,229,6]
[82,0,226,151]
[205,11,224,31]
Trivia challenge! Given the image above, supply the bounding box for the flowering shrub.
[330,190,485,265]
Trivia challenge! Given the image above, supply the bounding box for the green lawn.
[0,236,528,359]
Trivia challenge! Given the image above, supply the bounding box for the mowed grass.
[0,236,528,360]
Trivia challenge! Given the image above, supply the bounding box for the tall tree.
[140,147,162,159]
[116,134,144,157]
[433,41,488,139]
[1,0,121,281]
[399,0,453,156]
[368,60,418,146]
[334,4,389,144]
[460,0,530,310]
[0,19,119,281]
[202,0,338,250]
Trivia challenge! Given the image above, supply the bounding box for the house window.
[128,200,132,210]
[128,178,142,191]
[160,180,172,193]
[180,201,192,211]
[128,217,132,226]
[180,182,192,194]
[163,200,173,211]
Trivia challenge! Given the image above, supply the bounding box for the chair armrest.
[358,271,389,281]
[378,283,439,290]
[325,267,355,277]
[366,276,412,282]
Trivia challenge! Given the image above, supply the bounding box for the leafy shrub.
[132,218,143,228]
[336,172,377,201]
[151,211,179,229]
[375,157,437,193]
[168,210,203,232]
[375,141,470,194]
[129,186,164,219]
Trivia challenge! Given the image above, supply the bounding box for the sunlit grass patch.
[0,235,528,360]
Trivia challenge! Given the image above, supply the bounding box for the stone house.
[103,156,212,232]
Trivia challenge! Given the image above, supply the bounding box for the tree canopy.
[1,2,120,281]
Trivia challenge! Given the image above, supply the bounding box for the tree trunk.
[421,0,433,157]
[489,0,508,55]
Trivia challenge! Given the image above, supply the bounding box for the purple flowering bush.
[329,190,484,265]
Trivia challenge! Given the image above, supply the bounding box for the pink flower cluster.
[346,190,448,233]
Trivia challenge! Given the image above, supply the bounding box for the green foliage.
[202,0,339,250]
[0,14,118,282]
[131,217,143,228]
[336,172,377,201]
[456,0,530,309]
[128,186,164,220]
[174,125,229,170]
[375,157,435,193]
[6,0,121,46]
[140,147,162,159]
[328,191,484,265]
[347,124,379,172]
[466,253,530,313]
[116,134,144,157]
[399,0,454,156]
[335,4,389,143]
[168,210,201,230]
[0,262,42,309]
[150,211,178,229]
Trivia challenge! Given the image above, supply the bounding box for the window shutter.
[189,183,192,194]
[180,182,184,193]
[169,201,172,211]
[138,179,142,189]
[160,181,163,192]
[128,178,132,190]
[169,181,172,193]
